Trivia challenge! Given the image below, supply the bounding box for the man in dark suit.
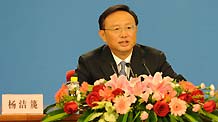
[76,4,185,84]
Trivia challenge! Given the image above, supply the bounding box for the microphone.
[142,61,151,76]
[66,70,75,82]
[110,63,118,75]
[126,63,135,78]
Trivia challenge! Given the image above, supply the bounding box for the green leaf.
[92,101,106,110]
[176,116,184,122]
[162,116,169,122]
[42,112,70,122]
[83,113,96,122]
[134,116,142,122]
[202,111,218,122]
[88,112,103,121]
[122,112,128,122]
[187,112,203,122]
[117,114,124,122]
[169,114,177,122]
[77,109,93,122]
[212,110,218,116]
[127,111,133,122]
[43,103,56,114]
[133,111,141,122]
[43,108,65,119]
[157,117,163,122]
[148,111,158,122]
[184,113,198,122]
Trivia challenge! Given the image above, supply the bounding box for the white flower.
[67,82,79,91]
[200,83,206,89]
[77,93,81,101]
[210,84,215,91]
[210,90,215,97]
[94,78,105,85]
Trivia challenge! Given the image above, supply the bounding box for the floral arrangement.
[42,72,218,122]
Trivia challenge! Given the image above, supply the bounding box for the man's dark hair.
[98,4,138,30]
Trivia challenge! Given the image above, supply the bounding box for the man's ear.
[98,30,107,43]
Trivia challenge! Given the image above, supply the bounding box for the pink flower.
[128,77,141,87]
[129,77,146,96]
[152,92,162,101]
[169,97,187,116]
[152,72,163,86]
[113,96,131,114]
[128,94,137,104]
[146,104,153,110]
[55,84,68,102]
[161,84,177,101]
[192,104,201,112]
[140,111,148,120]
[141,92,150,103]
[142,72,175,101]
[105,74,129,91]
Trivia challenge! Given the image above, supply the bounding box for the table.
[0,114,80,122]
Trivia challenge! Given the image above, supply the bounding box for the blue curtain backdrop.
[0,0,218,107]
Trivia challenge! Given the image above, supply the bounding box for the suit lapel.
[131,45,150,76]
[99,45,118,80]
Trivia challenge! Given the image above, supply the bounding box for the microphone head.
[125,62,135,78]
[66,70,75,81]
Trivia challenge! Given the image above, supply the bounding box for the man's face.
[99,11,137,58]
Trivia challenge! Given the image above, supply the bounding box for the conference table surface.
[0,114,80,122]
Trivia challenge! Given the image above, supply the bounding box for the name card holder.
[2,94,43,114]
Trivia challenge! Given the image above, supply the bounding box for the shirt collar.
[111,52,132,66]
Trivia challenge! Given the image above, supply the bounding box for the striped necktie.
[119,61,126,76]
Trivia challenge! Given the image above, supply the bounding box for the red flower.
[86,92,101,107]
[153,101,170,117]
[203,100,216,113]
[64,101,78,114]
[66,70,75,81]
[191,89,204,103]
[178,93,192,103]
[92,84,106,92]
[112,88,124,97]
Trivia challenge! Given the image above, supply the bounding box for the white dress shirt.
[111,52,132,78]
